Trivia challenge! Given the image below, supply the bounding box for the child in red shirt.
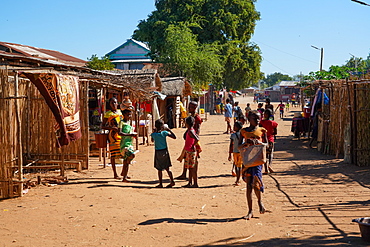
[259,109,278,174]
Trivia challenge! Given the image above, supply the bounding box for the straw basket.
[94,133,108,148]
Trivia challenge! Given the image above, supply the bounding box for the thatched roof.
[159,77,189,96]
[0,52,158,100]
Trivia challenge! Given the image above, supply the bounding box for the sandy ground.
[1,96,370,247]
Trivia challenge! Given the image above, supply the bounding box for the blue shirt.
[224,103,232,118]
[151,131,170,150]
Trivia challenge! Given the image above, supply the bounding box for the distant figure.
[260,109,278,174]
[233,101,243,122]
[286,100,290,112]
[245,103,252,119]
[151,119,176,188]
[265,98,274,119]
[275,101,285,119]
[257,103,265,116]
[224,98,233,134]
[228,121,243,186]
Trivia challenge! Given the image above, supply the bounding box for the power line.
[351,0,370,6]
[261,57,295,76]
[252,39,318,64]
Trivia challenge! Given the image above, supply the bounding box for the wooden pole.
[85,81,90,169]
[14,72,23,196]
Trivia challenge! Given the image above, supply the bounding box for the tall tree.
[133,0,261,89]
[86,55,114,70]
[263,72,292,87]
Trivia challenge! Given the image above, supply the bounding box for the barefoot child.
[151,119,176,188]
[260,109,278,174]
[239,110,268,220]
[118,109,137,182]
[176,101,202,180]
[228,121,243,185]
[182,116,200,188]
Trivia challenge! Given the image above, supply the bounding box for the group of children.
[103,96,279,220]
[228,103,278,220]
[103,97,202,188]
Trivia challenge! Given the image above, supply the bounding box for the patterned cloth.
[23,73,81,147]
[184,150,198,168]
[104,110,123,159]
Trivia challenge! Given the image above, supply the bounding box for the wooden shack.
[0,43,156,199]
[156,77,192,128]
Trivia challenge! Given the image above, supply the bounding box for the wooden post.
[14,72,23,196]
[60,146,65,177]
[85,81,90,169]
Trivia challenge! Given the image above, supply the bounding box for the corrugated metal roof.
[279,81,299,87]
[0,41,86,67]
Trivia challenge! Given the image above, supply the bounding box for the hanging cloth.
[23,72,82,147]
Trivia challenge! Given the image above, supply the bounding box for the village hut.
[0,42,156,199]
[156,77,192,128]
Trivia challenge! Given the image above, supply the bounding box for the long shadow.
[198,174,233,179]
[178,234,366,247]
[138,217,242,226]
[87,183,233,190]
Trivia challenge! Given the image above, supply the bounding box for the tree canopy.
[263,72,292,87]
[133,0,261,90]
[86,55,115,70]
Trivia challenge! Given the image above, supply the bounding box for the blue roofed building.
[106,39,152,70]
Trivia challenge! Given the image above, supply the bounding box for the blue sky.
[1,0,369,77]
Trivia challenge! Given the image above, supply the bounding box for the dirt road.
[1,96,370,247]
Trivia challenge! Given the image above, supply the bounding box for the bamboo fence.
[314,79,369,166]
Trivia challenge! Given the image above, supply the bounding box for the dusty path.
[1,96,370,247]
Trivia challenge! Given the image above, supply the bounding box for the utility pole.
[311,45,324,71]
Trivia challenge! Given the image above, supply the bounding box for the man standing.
[224,98,233,134]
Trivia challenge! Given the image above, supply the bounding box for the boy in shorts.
[228,121,243,185]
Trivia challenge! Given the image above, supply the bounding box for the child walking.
[260,109,278,174]
[118,109,137,182]
[182,116,200,188]
[239,110,268,220]
[228,121,243,185]
[151,119,176,188]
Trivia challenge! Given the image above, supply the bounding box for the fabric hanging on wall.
[23,72,82,147]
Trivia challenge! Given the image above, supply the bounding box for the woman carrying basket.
[238,110,268,220]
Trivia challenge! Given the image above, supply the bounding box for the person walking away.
[239,110,268,220]
[257,103,265,116]
[224,98,233,134]
[118,109,138,182]
[228,121,243,185]
[151,119,176,188]
[260,109,278,174]
[182,116,200,188]
[245,103,252,119]
[265,98,274,119]
[102,97,123,179]
[176,101,202,180]
[275,101,285,119]
[233,101,243,122]
[286,100,290,112]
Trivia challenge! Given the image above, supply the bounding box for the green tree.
[86,55,115,70]
[133,0,261,89]
[263,72,292,87]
